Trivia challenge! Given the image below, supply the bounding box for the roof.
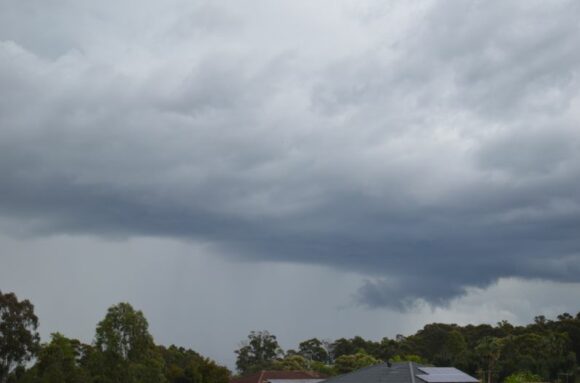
[231,370,328,383]
[320,362,418,383]
[268,380,325,383]
[320,363,478,383]
[416,367,478,383]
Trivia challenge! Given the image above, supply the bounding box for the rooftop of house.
[230,370,328,383]
[320,363,478,383]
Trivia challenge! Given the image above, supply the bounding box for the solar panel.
[418,368,464,375]
[416,374,479,383]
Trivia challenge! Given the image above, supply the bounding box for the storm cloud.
[1,0,580,309]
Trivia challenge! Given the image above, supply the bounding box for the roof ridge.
[409,362,417,383]
[262,370,323,375]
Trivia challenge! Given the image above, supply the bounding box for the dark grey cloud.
[1,0,580,309]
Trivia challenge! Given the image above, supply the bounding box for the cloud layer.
[1,0,580,309]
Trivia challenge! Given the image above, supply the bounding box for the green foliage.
[499,333,576,381]
[437,330,468,368]
[476,337,505,383]
[298,339,330,363]
[158,345,230,383]
[504,371,543,383]
[331,337,378,360]
[0,291,40,383]
[93,302,166,383]
[269,353,336,376]
[271,355,310,371]
[391,354,427,364]
[333,351,379,374]
[309,361,336,377]
[1,294,231,383]
[3,291,580,383]
[277,315,580,383]
[34,333,90,383]
[374,337,399,362]
[95,302,155,362]
[235,331,283,374]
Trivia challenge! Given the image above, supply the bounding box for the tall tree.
[235,331,283,375]
[475,337,504,383]
[33,333,90,383]
[0,291,40,383]
[298,339,329,363]
[374,337,399,362]
[433,330,468,369]
[95,302,154,361]
[93,302,166,383]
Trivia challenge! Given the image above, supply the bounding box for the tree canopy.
[233,317,580,382]
[235,331,283,375]
[0,291,40,383]
[3,291,580,383]
[1,293,230,383]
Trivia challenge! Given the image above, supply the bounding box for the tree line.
[2,290,579,383]
[0,291,229,383]
[233,319,580,382]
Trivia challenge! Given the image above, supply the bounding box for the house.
[320,362,478,383]
[230,370,327,383]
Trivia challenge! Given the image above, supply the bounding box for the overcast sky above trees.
[1,0,580,369]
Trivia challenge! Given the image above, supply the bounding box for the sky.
[1,0,580,370]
